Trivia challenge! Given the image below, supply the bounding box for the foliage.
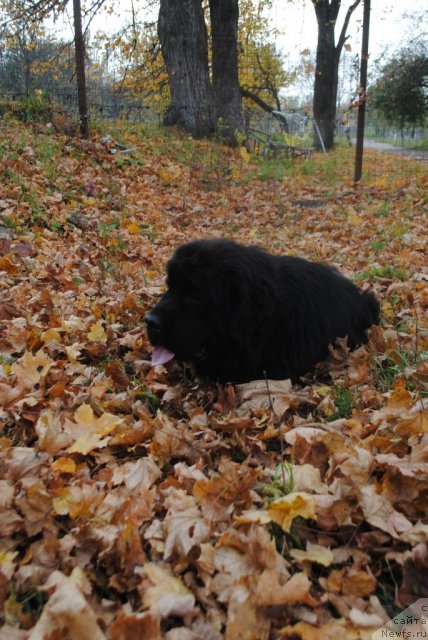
[238,0,295,111]
[370,48,428,133]
[95,20,170,113]
[93,0,291,118]
[0,113,427,638]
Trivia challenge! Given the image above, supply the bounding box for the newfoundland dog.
[146,238,379,383]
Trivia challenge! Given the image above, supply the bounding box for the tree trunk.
[73,0,89,138]
[312,2,340,150]
[209,0,244,145]
[312,0,362,150]
[158,0,214,139]
[240,87,274,114]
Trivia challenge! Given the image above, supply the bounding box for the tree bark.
[73,0,89,138]
[158,0,214,139]
[240,87,274,114]
[312,0,361,150]
[209,0,244,145]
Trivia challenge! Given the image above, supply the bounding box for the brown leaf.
[0,300,22,320]
[359,485,412,538]
[109,610,160,640]
[255,571,317,607]
[28,570,107,640]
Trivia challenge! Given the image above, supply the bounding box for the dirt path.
[362,139,428,164]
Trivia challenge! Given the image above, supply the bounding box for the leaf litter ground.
[0,117,427,640]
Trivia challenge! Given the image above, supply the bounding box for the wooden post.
[354,0,370,183]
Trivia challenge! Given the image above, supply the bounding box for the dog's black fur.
[146,238,380,383]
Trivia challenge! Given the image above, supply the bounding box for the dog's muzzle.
[145,311,162,341]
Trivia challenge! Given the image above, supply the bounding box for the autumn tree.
[95,20,169,114]
[312,0,362,150]
[0,0,93,137]
[0,24,47,95]
[239,0,294,115]
[0,34,77,99]
[370,48,428,136]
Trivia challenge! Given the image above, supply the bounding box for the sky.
[54,0,427,59]
[269,0,427,62]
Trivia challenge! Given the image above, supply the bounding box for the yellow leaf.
[159,165,181,185]
[52,485,100,520]
[41,329,63,345]
[268,492,316,532]
[240,146,251,163]
[347,210,362,226]
[52,457,77,473]
[11,350,54,388]
[65,404,124,454]
[0,549,18,571]
[75,403,123,434]
[67,433,110,455]
[126,221,140,235]
[87,321,107,343]
[313,385,332,396]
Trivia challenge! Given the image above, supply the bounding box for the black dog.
[146,238,379,383]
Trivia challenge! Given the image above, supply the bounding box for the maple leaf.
[359,485,412,538]
[36,409,72,453]
[28,569,107,640]
[140,563,195,617]
[126,221,140,235]
[87,320,108,343]
[268,492,317,533]
[51,456,77,474]
[52,484,102,520]
[255,571,317,607]
[11,350,54,389]
[0,549,18,580]
[109,610,160,639]
[64,403,124,454]
[326,566,376,597]
[290,542,333,567]
[163,502,211,560]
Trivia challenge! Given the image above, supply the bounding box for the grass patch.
[332,386,353,419]
[257,158,291,181]
[358,265,409,282]
[374,352,409,391]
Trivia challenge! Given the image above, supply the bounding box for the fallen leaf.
[268,492,317,532]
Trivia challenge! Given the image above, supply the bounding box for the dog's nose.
[145,312,162,331]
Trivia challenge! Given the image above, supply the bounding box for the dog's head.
[146,240,229,367]
[145,239,260,368]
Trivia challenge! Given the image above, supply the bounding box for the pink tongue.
[151,347,175,366]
